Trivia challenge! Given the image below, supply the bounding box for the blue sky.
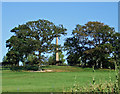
[1,2,118,63]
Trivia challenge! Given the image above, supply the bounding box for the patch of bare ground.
[29,69,53,72]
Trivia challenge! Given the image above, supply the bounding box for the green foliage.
[48,52,65,65]
[2,56,10,66]
[48,55,55,65]
[6,50,20,66]
[2,56,8,62]
[59,52,65,63]
[6,19,67,66]
[24,65,39,71]
[65,81,117,93]
[5,20,120,70]
[65,21,118,69]
[10,66,25,71]
[9,66,39,71]
[25,54,39,65]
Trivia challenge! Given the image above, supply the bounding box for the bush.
[58,62,68,66]
[2,66,11,70]
[10,66,24,71]
[25,65,39,71]
[10,65,39,71]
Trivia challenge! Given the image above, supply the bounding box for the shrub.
[10,66,24,71]
[25,65,39,71]
[9,65,39,71]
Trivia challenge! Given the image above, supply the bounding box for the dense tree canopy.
[64,21,119,68]
[3,20,120,69]
[6,19,67,66]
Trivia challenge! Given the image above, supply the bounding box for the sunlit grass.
[2,66,116,92]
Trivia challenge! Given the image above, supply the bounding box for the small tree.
[59,52,65,64]
[2,56,9,66]
[48,51,65,65]
[26,54,38,65]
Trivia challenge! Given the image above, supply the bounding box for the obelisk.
[56,37,59,61]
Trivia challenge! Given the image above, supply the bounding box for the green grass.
[2,65,116,92]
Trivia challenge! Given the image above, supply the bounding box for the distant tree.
[48,51,65,65]
[48,55,55,65]
[25,54,38,65]
[3,56,8,63]
[59,52,65,64]
[2,56,9,66]
[6,19,67,66]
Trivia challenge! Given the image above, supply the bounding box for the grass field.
[2,66,116,92]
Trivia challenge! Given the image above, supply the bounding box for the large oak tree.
[64,21,118,68]
[6,19,67,66]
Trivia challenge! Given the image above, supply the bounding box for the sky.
[1,2,118,63]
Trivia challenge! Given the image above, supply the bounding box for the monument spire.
[56,36,59,62]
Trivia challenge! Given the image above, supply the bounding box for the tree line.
[2,19,120,69]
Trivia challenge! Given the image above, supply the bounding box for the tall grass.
[63,64,119,93]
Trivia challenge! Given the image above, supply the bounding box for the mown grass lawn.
[2,66,116,92]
